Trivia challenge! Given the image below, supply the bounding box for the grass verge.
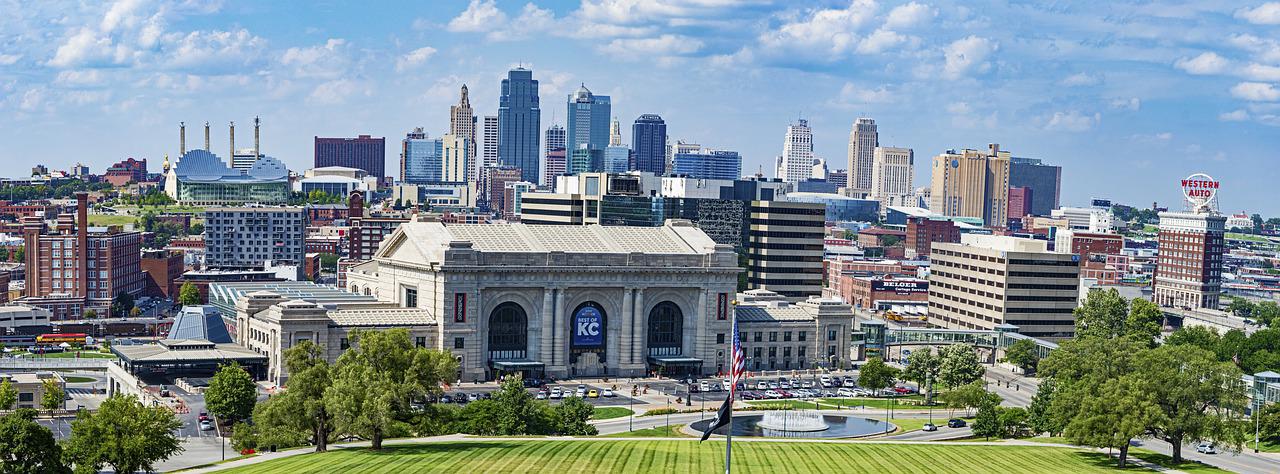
[591,407,634,420]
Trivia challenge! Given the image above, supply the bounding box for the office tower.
[543,148,566,186]
[314,135,386,179]
[929,143,1011,227]
[450,85,477,177]
[499,68,540,183]
[631,114,667,174]
[484,166,524,213]
[482,116,499,172]
[545,124,565,157]
[828,169,848,189]
[1154,188,1226,309]
[441,134,472,183]
[846,118,878,196]
[747,200,825,301]
[811,159,828,179]
[609,117,623,146]
[604,145,630,173]
[570,146,603,174]
[672,149,742,180]
[777,119,814,183]
[1008,157,1062,216]
[401,128,444,184]
[204,207,306,271]
[869,146,914,210]
[1007,186,1033,221]
[905,217,960,260]
[566,84,611,165]
[928,235,1080,339]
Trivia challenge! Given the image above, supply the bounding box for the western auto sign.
[871,280,928,294]
[572,305,604,347]
[1181,173,1218,207]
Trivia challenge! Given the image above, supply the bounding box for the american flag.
[729,315,745,394]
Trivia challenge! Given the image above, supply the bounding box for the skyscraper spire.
[609,116,622,146]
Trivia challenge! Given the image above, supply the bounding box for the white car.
[699,382,710,392]
[199,420,213,431]
[535,391,547,400]
[843,379,857,388]
[836,388,856,397]
[755,381,768,390]
[803,380,815,389]
[602,389,615,397]
[763,390,782,399]
[768,381,780,389]
[576,388,587,397]
[549,387,562,399]
[820,376,832,386]
[1196,443,1218,454]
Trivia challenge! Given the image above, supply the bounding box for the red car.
[198,412,209,422]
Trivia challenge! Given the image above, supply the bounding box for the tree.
[246,341,334,452]
[1027,379,1061,436]
[13,245,23,263]
[1164,326,1221,355]
[178,282,201,306]
[940,381,997,417]
[1252,213,1264,234]
[1228,298,1256,318]
[0,409,69,474]
[129,307,142,318]
[553,397,597,436]
[205,363,257,424]
[1001,339,1039,374]
[1073,289,1129,339]
[1125,298,1164,346]
[63,394,183,474]
[1140,344,1249,463]
[938,344,985,390]
[491,374,551,435]
[190,222,204,235]
[972,394,1003,440]
[0,378,16,411]
[82,309,97,319]
[902,348,941,404]
[1062,374,1162,468]
[1255,301,1280,327]
[110,291,135,317]
[856,357,898,393]
[998,406,1030,438]
[40,379,65,413]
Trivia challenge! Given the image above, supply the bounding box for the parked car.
[469,393,481,402]
[820,376,832,386]
[198,412,209,422]
[199,420,213,431]
[699,382,710,392]
[708,383,722,392]
[755,381,769,390]
[947,419,967,428]
[576,386,587,397]
[535,391,547,400]
[842,379,857,388]
[768,381,780,389]
[922,423,938,432]
[549,387,562,399]
[764,390,782,399]
[602,388,615,397]
[1196,443,1218,454]
[836,388,856,397]
[588,389,599,398]
[441,395,454,403]
[779,380,791,389]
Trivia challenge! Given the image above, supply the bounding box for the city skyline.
[2,1,1279,212]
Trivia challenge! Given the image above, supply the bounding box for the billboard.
[572,305,604,347]
[871,280,928,295]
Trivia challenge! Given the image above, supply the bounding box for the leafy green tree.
[554,397,597,436]
[998,406,1030,438]
[1164,326,1221,355]
[40,379,65,413]
[1258,402,1280,443]
[902,348,941,404]
[178,282,201,306]
[189,222,204,235]
[1073,289,1129,339]
[1125,298,1164,346]
[129,307,142,318]
[0,409,69,474]
[12,245,23,263]
[940,381,997,417]
[1062,374,1162,468]
[1228,298,1256,318]
[0,378,16,411]
[491,374,551,435]
[454,399,502,435]
[205,363,257,423]
[1027,379,1061,436]
[1140,344,1249,463]
[110,292,135,317]
[856,357,898,393]
[63,394,183,474]
[972,395,1003,440]
[82,309,97,319]
[1256,301,1280,327]
[1001,339,1039,374]
[938,344,985,390]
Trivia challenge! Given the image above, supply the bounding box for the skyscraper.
[450,85,477,180]
[777,119,814,183]
[566,84,611,173]
[315,135,386,179]
[441,134,471,183]
[545,124,565,155]
[1008,157,1062,216]
[870,146,914,210]
[544,124,566,186]
[929,144,1011,227]
[847,118,878,196]
[401,127,444,184]
[482,116,499,171]
[631,114,667,174]
[499,68,540,183]
[672,149,742,180]
[609,117,623,146]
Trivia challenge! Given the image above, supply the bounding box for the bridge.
[853,320,1059,362]
[0,359,113,370]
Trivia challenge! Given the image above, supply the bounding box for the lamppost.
[665,397,672,437]
[629,384,636,432]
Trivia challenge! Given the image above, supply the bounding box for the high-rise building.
[869,146,913,210]
[604,145,630,173]
[1007,186,1033,222]
[632,114,666,174]
[1009,157,1062,216]
[484,166,524,214]
[1154,209,1225,310]
[928,234,1080,339]
[905,217,960,260]
[544,148,566,186]
[929,144,1011,227]
[204,207,306,277]
[545,125,565,157]
[566,84,611,164]
[314,135,386,180]
[777,119,814,184]
[746,200,825,301]
[672,149,742,180]
[401,128,444,184]
[441,134,472,183]
[499,68,540,183]
[828,169,848,189]
[570,147,603,175]
[450,85,477,177]
[846,118,878,196]
[482,116,499,172]
[609,117,623,147]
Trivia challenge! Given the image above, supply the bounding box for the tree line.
[0,393,183,473]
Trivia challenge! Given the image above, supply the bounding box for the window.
[454,337,465,349]
[783,331,792,342]
[798,346,807,358]
[404,287,418,308]
[340,338,349,350]
[768,347,777,358]
[828,330,837,341]
[19,393,33,402]
[783,347,791,357]
[769,332,777,342]
[416,337,426,348]
[828,345,837,356]
[798,331,807,342]
[753,332,762,342]
[753,347,761,358]
[716,333,725,344]
[454,293,467,322]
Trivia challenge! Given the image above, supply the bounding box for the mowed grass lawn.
[591,407,633,420]
[224,440,1140,474]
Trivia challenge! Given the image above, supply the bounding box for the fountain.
[757,410,830,433]
[689,410,893,439]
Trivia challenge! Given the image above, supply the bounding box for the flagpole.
[725,309,737,474]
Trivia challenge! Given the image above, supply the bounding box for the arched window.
[648,301,683,356]
[363,287,371,296]
[489,302,527,360]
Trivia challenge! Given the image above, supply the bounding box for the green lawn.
[1128,449,1225,473]
[602,425,692,438]
[591,407,634,420]
[87,214,138,226]
[221,440,1151,473]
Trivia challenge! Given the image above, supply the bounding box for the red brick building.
[485,166,523,214]
[0,201,53,219]
[1063,231,1124,260]
[839,275,929,310]
[905,217,960,260]
[1153,211,1226,309]
[305,204,349,227]
[103,158,148,186]
[856,227,906,248]
[140,249,184,298]
[346,192,407,261]
[1008,186,1033,221]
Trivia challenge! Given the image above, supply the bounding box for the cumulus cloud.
[830,82,892,109]
[1236,2,1280,25]
[308,79,368,106]
[758,0,878,56]
[1044,111,1100,132]
[1110,97,1141,111]
[1242,63,1280,82]
[1228,34,1280,64]
[55,70,104,86]
[448,0,507,32]
[856,29,907,54]
[598,34,703,59]
[395,46,437,72]
[1174,52,1230,75]
[1060,72,1101,86]
[488,4,555,41]
[943,36,996,79]
[0,54,21,66]
[1231,82,1280,101]
[281,39,349,79]
[1220,109,1250,121]
[165,29,266,73]
[885,2,934,29]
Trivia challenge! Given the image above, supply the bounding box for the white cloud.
[281,39,348,79]
[831,82,892,108]
[48,27,131,68]
[308,79,368,106]
[1131,132,1173,143]
[1242,63,1280,82]
[1228,34,1280,64]
[1174,52,1230,75]
[856,29,906,54]
[19,87,47,112]
[885,2,934,29]
[165,29,266,73]
[1220,109,1250,121]
[395,46,437,72]
[598,34,703,59]
[55,70,104,86]
[577,0,765,25]
[448,0,507,33]
[758,0,878,56]
[1236,2,1280,25]
[1044,111,1100,132]
[942,36,996,79]
[0,54,21,65]
[1110,97,1141,111]
[488,4,555,41]
[1060,72,1101,86]
[1231,82,1280,101]
[708,47,753,68]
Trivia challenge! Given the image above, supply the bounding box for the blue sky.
[1,0,1278,213]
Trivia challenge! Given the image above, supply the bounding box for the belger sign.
[1181,173,1218,207]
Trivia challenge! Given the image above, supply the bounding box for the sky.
[1,0,1278,214]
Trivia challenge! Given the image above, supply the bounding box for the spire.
[460,84,470,106]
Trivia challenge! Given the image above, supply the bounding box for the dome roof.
[572,84,593,102]
[174,149,238,180]
[248,156,288,180]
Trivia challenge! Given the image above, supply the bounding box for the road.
[983,365,1038,407]
[1130,438,1280,474]
[887,425,973,441]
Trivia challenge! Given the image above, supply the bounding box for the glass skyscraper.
[672,150,742,180]
[1009,157,1062,216]
[499,68,540,183]
[631,114,666,174]
[604,146,630,173]
[566,84,610,173]
[401,127,444,184]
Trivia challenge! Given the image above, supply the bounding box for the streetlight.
[665,397,671,438]
[629,384,636,433]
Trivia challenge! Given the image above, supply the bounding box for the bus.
[36,333,88,345]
